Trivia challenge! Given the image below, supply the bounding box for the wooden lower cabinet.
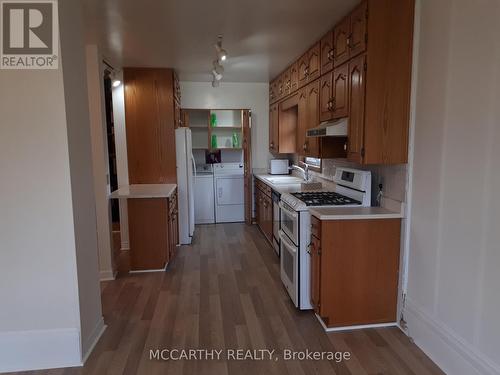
[310,217,401,327]
[254,179,273,244]
[128,189,178,271]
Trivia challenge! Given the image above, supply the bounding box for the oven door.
[279,230,299,307]
[279,201,299,245]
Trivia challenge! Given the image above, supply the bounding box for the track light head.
[215,35,228,62]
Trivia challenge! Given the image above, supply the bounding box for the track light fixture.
[211,35,228,88]
[215,35,228,62]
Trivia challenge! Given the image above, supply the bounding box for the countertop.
[309,206,403,220]
[109,184,177,199]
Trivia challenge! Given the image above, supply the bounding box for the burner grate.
[291,191,361,206]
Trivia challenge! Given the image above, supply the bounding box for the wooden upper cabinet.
[297,88,308,155]
[307,42,321,81]
[297,52,309,88]
[320,31,334,75]
[289,62,299,92]
[305,80,320,157]
[332,62,349,119]
[333,16,350,67]
[319,72,333,122]
[350,1,367,58]
[347,54,366,163]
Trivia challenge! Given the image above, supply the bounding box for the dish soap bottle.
[210,113,217,127]
[232,133,239,148]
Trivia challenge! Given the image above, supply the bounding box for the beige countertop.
[109,184,177,199]
[309,206,403,220]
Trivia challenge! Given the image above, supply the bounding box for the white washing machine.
[213,163,245,223]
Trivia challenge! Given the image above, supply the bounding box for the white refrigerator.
[175,128,195,244]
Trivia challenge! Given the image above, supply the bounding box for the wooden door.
[319,72,333,122]
[289,62,299,92]
[320,30,334,75]
[269,104,279,153]
[347,54,366,163]
[297,88,308,155]
[307,42,321,81]
[333,16,350,67]
[332,62,349,119]
[305,80,320,157]
[297,52,309,88]
[349,1,367,58]
[310,235,321,314]
[243,110,253,225]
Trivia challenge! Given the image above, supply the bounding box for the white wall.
[0,0,103,371]
[111,70,130,250]
[405,1,500,374]
[86,45,115,280]
[180,81,271,170]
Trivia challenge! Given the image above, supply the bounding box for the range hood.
[306,118,348,137]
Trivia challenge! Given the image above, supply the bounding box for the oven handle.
[278,201,298,218]
[279,230,298,253]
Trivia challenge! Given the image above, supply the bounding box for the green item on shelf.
[232,133,239,148]
[210,113,217,127]
[211,134,217,149]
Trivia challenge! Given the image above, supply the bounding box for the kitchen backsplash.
[292,157,408,207]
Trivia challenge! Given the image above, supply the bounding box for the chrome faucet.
[291,164,309,181]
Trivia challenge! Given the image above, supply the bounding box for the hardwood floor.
[13,224,444,375]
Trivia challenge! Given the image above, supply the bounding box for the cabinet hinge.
[361,147,366,158]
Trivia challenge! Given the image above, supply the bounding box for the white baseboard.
[0,328,81,373]
[315,314,397,332]
[99,270,116,281]
[81,317,106,364]
[406,299,500,375]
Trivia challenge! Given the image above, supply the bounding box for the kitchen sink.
[263,176,304,185]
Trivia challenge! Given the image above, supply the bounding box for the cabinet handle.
[347,34,352,48]
[328,49,334,60]
[303,142,308,151]
[331,97,336,110]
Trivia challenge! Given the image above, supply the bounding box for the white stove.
[279,167,372,310]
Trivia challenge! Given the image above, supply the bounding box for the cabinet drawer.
[311,216,321,238]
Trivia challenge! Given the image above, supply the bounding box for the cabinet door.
[348,54,366,163]
[349,1,367,58]
[307,42,321,81]
[277,75,284,100]
[305,80,320,157]
[269,104,279,153]
[320,31,334,75]
[269,82,276,103]
[332,62,349,119]
[283,68,291,96]
[310,235,321,314]
[264,196,272,241]
[333,16,350,67]
[271,80,278,103]
[297,52,309,88]
[255,188,261,226]
[289,61,299,92]
[319,72,333,122]
[297,88,308,155]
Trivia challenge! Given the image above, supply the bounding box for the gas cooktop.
[291,191,362,206]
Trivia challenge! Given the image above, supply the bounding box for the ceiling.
[82,0,358,82]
